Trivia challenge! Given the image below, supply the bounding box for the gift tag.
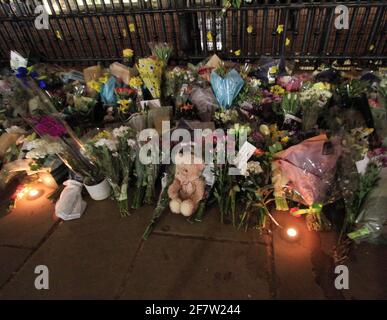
[140,99,161,111]
[10,51,28,71]
[356,154,370,175]
[232,141,257,175]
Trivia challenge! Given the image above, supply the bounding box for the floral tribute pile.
[0,45,386,252]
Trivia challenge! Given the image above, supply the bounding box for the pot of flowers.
[83,176,111,201]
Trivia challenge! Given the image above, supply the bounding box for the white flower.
[112,152,119,157]
[25,139,63,159]
[127,139,136,148]
[95,138,117,152]
[246,161,263,175]
[112,126,130,138]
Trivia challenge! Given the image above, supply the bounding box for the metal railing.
[0,0,386,66]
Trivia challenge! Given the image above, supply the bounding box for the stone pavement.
[0,188,386,300]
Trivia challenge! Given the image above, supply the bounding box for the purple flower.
[32,115,67,137]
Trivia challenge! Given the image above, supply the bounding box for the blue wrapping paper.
[210,69,244,109]
[100,76,117,105]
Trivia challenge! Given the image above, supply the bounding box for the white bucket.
[84,178,111,201]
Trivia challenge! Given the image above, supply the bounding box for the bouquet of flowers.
[210,68,244,109]
[300,83,332,131]
[138,57,164,99]
[149,42,173,65]
[27,114,101,183]
[280,92,301,132]
[368,76,387,141]
[85,126,136,216]
[24,137,63,171]
[115,87,137,121]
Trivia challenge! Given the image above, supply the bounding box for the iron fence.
[0,0,386,66]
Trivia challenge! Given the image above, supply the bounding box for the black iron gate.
[0,0,386,66]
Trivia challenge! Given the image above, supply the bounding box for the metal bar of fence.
[157,0,168,43]
[12,0,41,56]
[82,0,103,58]
[128,0,144,56]
[0,0,385,66]
[0,1,28,55]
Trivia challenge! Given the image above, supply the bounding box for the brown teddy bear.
[168,153,206,217]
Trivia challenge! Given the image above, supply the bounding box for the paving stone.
[119,234,270,299]
[0,198,153,299]
[0,246,31,288]
[271,212,330,299]
[153,206,267,245]
[343,243,387,300]
[0,184,58,248]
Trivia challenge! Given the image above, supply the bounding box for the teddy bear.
[168,153,206,217]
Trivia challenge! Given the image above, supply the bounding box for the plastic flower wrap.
[272,134,342,207]
[138,57,163,99]
[210,69,244,109]
[27,114,99,182]
[190,86,219,122]
[368,75,387,142]
[277,75,302,92]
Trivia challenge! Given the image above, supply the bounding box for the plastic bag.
[210,69,244,109]
[55,180,86,221]
[348,168,387,244]
[100,76,117,105]
[189,86,219,122]
[273,134,342,206]
[250,56,288,85]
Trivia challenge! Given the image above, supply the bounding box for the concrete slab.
[153,206,267,245]
[118,234,271,299]
[343,243,387,300]
[0,198,153,299]
[271,211,339,300]
[0,183,58,248]
[0,246,32,288]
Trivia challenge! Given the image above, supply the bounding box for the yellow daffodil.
[277,24,284,34]
[285,37,290,46]
[270,85,285,96]
[129,76,143,88]
[259,124,270,136]
[93,130,112,141]
[123,48,134,58]
[122,29,127,38]
[234,49,241,56]
[369,44,375,51]
[247,25,253,34]
[281,136,289,143]
[98,75,109,84]
[87,80,101,92]
[118,100,130,113]
[129,23,135,32]
[55,30,62,40]
[313,82,331,91]
[269,65,278,75]
[207,31,213,42]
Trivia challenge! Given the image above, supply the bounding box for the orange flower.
[254,148,265,156]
